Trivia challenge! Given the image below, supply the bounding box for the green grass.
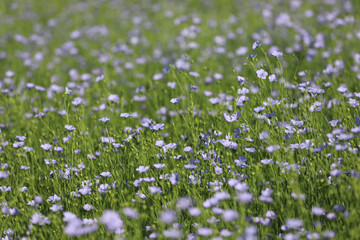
[0,0,360,239]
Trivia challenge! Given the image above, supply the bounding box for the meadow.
[1,0,360,239]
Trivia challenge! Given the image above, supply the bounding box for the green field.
[1,0,360,239]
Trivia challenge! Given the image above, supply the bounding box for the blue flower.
[149,186,162,194]
[98,184,110,194]
[47,194,61,203]
[190,85,199,91]
[256,69,268,79]
[219,139,238,149]
[122,207,139,219]
[248,54,257,59]
[54,146,63,152]
[154,163,166,169]
[254,106,266,113]
[188,207,201,217]
[15,135,26,141]
[96,74,104,82]
[30,212,50,225]
[41,143,53,151]
[65,125,76,131]
[99,117,110,123]
[197,227,213,237]
[170,98,180,104]
[13,142,25,148]
[163,229,183,239]
[261,159,274,165]
[268,74,277,82]
[65,87,72,96]
[136,166,149,173]
[356,116,360,126]
[237,76,246,85]
[64,217,98,236]
[100,210,124,233]
[83,204,95,211]
[100,172,112,177]
[120,113,130,118]
[224,112,240,122]
[49,204,63,213]
[214,166,223,175]
[169,173,180,185]
[108,94,120,103]
[252,40,261,50]
[184,146,193,152]
[150,123,165,131]
[71,97,84,106]
[271,51,283,57]
[160,210,177,224]
[245,147,256,153]
[222,209,239,222]
[285,218,303,230]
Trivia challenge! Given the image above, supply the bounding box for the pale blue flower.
[197,227,213,237]
[49,204,63,213]
[122,207,139,219]
[311,206,326,216]
[72,97,84,106]
[65,125,76,131]
[285,218,303,230]
[237,76,246,84]
[83,204,94,211]
[100,172,112,177]
[100,210,124,233]
[154,163,166,169]
[188,207,201,217]
[108,94,120,103]
[160,210,177,224]
[170,98,180,104]
[269,74,277,82]
[120,113,130,118]
[64,218,98,236]
[30,212,50,225]
[98,184,110,194]
[252,40,261,49]
[149,186,162,194]
[99,117,110,123]
[47,194,61,203]
[256,69,268,79]
[13,142,25,148]
[136,166,149,173]
[163,229,183,239]
[271,51,283,57]
[41,143,53,151]
[214,166,222,175]
[96,74,104,82]
[224,112,240,122]
[222,209,239,222]
[184,146,193,152]
[169,173,180,185]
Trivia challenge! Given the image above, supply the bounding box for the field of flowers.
[1,0,360,239]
